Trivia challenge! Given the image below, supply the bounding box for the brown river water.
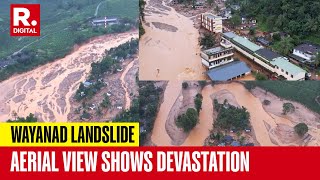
[151,82,320,146]
[139,0,206,80]
[0,31,138,122]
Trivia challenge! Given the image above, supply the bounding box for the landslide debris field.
[0,32,138,122]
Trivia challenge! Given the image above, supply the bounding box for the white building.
[292,43,320,62]
[221,32,306,80]
[200,46,234,69]
[201,13,223,33]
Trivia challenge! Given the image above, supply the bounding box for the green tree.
[207,0,213,6]
[312,53,320,68]
[194,93,203,113]
[274,37,294,55]
[249,27,255,36]
[200,33,216,49]
[7,113,37,122]
[176,108,199,132]
[198,81,207,88]
[294,123,308,137]
[230,14,241,27]
[100,94,111,108]
[255,72,268,80]
[282,102,295,115]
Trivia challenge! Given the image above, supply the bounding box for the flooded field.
[0,31,138,122]
[139,0,206,80]
[151,81,320,146]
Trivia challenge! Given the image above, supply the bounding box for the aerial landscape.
[0,0,320,147]
[139,0,320,81]
[0,0,139,123]
[141,80,320,146]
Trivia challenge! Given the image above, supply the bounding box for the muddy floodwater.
[139,0,206,80]
[0,31,138,122]
[151,82,320,146]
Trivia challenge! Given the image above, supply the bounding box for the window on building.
[291,75,293,78]
[286,71,288,75]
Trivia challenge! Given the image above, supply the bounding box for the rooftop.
[255,48,281,61]
[223,32,237,39]
[203,13,222,20]
[203,46,232,56]
[271,57,306,76]
[233,36,262,52]
[92,17,118,23]
[207,61,251,81]
[223,32,262,52]
[294,43,320,55]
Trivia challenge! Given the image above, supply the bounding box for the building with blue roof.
[207,60,251,81]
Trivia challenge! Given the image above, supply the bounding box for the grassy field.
[245,81,320,114]
[0,0,138,81]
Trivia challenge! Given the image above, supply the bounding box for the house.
[230,5,240,11]
[245,143,254,146]
[201,13,223,33]
[219,8,232,19]
[256,37,271,46]
[201,45,251,81]
[83,81,92,88]
[200,46,234,69]
[193,2,204,9]
[223,135,234,144]
[291,43,320,64]
[231,141,241,146]
[92,17,119,28]
[241,17,257,25]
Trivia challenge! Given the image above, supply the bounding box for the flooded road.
[0,31,138,122]
[139,0,206,80]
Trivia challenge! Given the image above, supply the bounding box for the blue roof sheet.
[207,61,251,81]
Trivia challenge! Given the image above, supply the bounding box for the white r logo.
[13,7,31,26]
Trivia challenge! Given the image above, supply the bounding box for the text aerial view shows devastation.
[139,0,320,81]
[140,80,320,146]
[0,0,139,124]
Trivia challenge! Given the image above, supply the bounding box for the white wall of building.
[293,49,313,61]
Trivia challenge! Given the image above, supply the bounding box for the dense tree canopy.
[176,108,199,132]
[228,0,320,36]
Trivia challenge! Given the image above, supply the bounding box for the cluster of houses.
[218,135,254,147]
[199,10,320,81]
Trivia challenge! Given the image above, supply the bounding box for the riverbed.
[139,0,206,80]
[151,81,320,146]
[0,31,138,122]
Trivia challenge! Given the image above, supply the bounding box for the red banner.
[0,147,319,179]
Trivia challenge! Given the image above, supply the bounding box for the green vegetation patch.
[245,81,320,114]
